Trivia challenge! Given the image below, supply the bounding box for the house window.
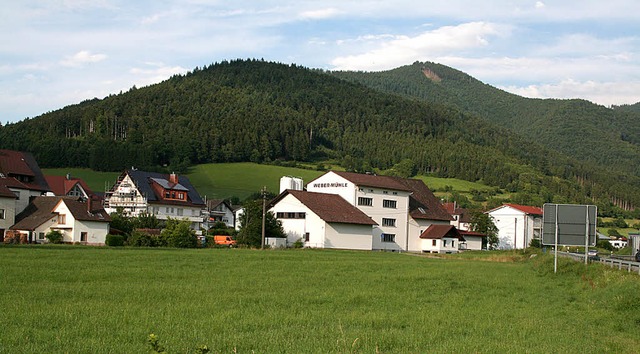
[432,239,436,246]
[276,212,306,219]
[452,240,455,248]
[297,212,306,219]
[165,207,170,213]
[0,208,4,219]
[381,233,395,243]
[177,208,183,216]
[382,218,396,227]
[153,207,159,214]
[38,232,45,240]
[358,197,373,206]
[276,212,284,218]
[383,190,388,194]
[165,192,170,198]
[304,232,310,242]
[392,192,398,195]
[81,232,87,242]
[443,240,447,247]
[57,214,66,224]
[383,200,397,209]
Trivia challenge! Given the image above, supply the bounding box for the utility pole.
[261,186,267,249]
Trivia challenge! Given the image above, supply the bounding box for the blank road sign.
[542,204,597,246]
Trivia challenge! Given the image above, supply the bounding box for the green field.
[1,246,639,353]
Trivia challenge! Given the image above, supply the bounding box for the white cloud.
[535,1,545,9]
[129,64,189,86]
[330,22,507,71]
[299,8,341,20]
[60,50,107,67]
[501,79,640,106]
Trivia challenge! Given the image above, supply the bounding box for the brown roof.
[11,196,110,231]
[318,171,413,192]
[0,150,50,192]
[271,190,377,226]
[44,175,94,197]
[459,230,486,238]
[394,178,453,221]
[488,203,543,216]
[419,224,463,240]
[0,181,17,198]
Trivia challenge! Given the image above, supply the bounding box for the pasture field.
[1,246,639,353]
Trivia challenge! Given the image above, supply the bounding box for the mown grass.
[1,246,639,353]
[186,162,325,200]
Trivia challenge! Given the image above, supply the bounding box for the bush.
[597,239,614,251]
[46,230,64,244]
[163,219,197,248]
[529,238,541,248]
[105,234,124,247]
[128,230,154,247]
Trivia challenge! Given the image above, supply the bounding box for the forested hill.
[0,59,638,210]
[331,62,640,178]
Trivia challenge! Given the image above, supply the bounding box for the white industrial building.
[487,203,543,250]
[269,189,377,250]
[302,171,453,252]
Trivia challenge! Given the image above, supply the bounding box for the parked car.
[588,249,599,261]
[635,250,640,262]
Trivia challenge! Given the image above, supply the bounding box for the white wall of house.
[148,204,204,230]
[489,207,540,250]
[325,223,373,250]
[421,237,459,253]
[460,235,483,251]
[52,200,109,244]
[209,204,235,228]
[10,188,43,215]
[270,193,317,245]
[104,174,147,216]
[0,197,16,237]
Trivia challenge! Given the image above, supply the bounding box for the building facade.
[487,203,543,250]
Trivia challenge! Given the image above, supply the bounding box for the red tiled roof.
[44,175,93,197]
[442,202,472,223]
[321,171,413,192]
[272,190,377,226]
[419,224,463,240]
[502,203,543,216]
[459,230,486,238]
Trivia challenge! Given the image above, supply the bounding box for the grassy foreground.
[1,247,639,353]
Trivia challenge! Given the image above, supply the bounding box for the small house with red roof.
[487,203,543,249]
[442,202,472,231]
[420,224,463,253]
[44,174,94,200]
[269,189,377,250]
[306,171,452,252]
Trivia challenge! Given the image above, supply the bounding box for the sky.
[2,0,640,124]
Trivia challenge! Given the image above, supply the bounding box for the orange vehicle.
[213,235,236,247]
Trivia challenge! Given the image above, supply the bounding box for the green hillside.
[2,59,639,212]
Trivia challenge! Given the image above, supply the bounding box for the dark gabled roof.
[394,178,453,222]
[11,196,110,231]
[0,181,17,198]
[44,175,93,197]
[0,150,50,192]
[271,190,377,226]
[419,224,463,240]
[207,199,232,211]
[149,177,189,191]
[117,170,204,207]
[312,171,412,192]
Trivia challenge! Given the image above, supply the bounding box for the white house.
[487,203,543,250]
[0,183,17,242]
[306,171,452,252]
[269,189,377,250]
[459,230,485,251]
[205,199,235,229]
[104,170,206,231]
[442,202,472,231]
[420,224,463,253]
[11,196,111,245]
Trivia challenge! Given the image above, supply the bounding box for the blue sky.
[2,0,640,123]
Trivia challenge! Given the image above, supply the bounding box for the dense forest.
[0,59,638,214]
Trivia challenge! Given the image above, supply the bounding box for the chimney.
[169,172,178,184]
[66,173,71,180]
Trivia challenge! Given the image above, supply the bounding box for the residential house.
[269,189,377,250]
[205,199,235,229]
[420,224,463,253]
[487,203,543,249]
[104,170,206,230]
[11,196,111,244]
[0,184,17,242]
[306,171,452,252]
[442,202,472,231]
[0,149,50,214]
[458,230,485,251]
[45,174,94,200]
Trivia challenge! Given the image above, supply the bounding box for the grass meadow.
[1,246,639,353]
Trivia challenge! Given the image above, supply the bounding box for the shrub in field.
[46,230,64,244]
[105,234,124,247]
[529,238,541,248]
[127,230,154,247]
[597,239,614,251]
